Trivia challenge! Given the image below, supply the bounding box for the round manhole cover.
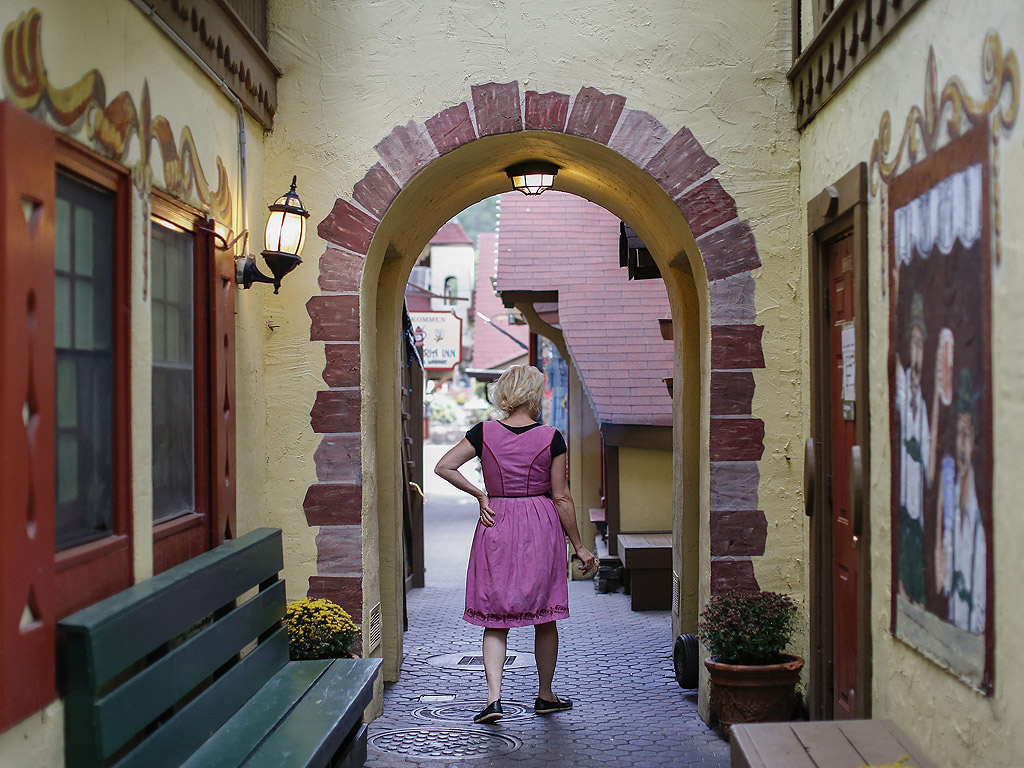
[414,700,533,722]
[369,727,522,759]
[425,650,536,671]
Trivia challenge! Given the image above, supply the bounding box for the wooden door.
[827,233,859,718]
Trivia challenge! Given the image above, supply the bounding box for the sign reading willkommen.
[409,311,463,370]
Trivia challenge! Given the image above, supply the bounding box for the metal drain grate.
[414,700,533,723]
[457,655,516,667]
[426,651,536,671]
[369,727,522,759]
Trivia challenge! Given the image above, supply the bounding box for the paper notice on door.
[841,322,856,418]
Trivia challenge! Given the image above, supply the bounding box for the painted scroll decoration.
[873,33,1018,695]
[1,9,233,228]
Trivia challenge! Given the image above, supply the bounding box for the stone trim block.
[698,219,762,281]
[675,179,738,238]
[375,120,439,186]
[565,86,626,145]
[311,389,362,434]
[710,417,765,462]
[711,325,765,369]
[471,82,523,136]
[709,272,756,326]
[426,102,478,156]
[524,90,570,132]
[323,343,360,388]
[315,525,363,574]
[314,434,362,483]
[608,108,672,168]
[710,460,760,512]
[645,126,720,199]
[710,371,756,416]
[309,575,364,626]
[352,163,401,219]
[304,483,362,527]
[318,246,366,293]
[307,295,360,342]
[317,199,378,255]
[710,511,768,557]
[710,559,759,595]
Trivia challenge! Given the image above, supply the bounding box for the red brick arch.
[304,82,767,618]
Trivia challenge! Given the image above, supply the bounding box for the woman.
[434,365,598,724]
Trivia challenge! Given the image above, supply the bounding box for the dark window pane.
[54,172,116,550]
[151,223,195,523]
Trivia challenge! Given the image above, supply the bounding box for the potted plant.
[284,597,360,660]
[698,590,803,739]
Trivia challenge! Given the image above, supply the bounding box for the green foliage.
[697,590,797,665]
[453,196,499,246]
[284,597,359,660]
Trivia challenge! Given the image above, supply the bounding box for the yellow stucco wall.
[0,0,269,756]
[798,2,1024,764]
[263,0,805,679]
[618,446,673,532]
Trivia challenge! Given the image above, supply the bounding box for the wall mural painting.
[2,8,234,296]
[871,33,1018,694]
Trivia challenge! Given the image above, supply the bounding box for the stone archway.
[303,82,767,671]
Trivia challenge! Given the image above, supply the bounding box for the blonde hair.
[490,365,544,419]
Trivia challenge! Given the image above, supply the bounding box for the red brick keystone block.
[608,108,672,168]
[698,219,762,281]
[307,295,359,342]
[710,417,766,462]
[375,120,439,186]
[311,390,361,434]
[711,559,759,596]
[565,86,626,145]
[711,510,768,557]
[645,126,720,200]
[471,82,523,136]
[323,343,360,388]
[304,483,362,527]
[711,325,766,369]
[352,163,401,220]
[317,199,378,255]
[524,90,570,132]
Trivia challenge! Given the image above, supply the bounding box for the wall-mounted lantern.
[238,175,310,293]
[505,161,559,196]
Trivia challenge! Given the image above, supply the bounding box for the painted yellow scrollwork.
[870,32,1019,194]
[1,8,232,228]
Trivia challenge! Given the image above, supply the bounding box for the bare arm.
[434,438,495,526]
[550,453,597,574]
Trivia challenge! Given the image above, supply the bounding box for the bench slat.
[179,659,334,768]
[241,658,381,768]
[730,724,815,768]
[834,721,937,768]
[792,721,872,767]
[112,627,290,768]
[60,528,284,688]
[96,580,287,757]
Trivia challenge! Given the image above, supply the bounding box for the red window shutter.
[208,223,237,544]
[0,103,58,728]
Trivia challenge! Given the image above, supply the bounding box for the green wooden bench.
[58,528,381,768]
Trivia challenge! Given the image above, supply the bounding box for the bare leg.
[483,628,509,704]
[534,621,559,700]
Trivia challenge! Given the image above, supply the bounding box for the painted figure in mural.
[934,369,987,634]
[434,365,598,724]
[894,293,940,605]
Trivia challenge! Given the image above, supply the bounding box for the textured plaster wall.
[618,447,674,531]
[0,0,269,757]
[798,1,1024,764]
[264,0,803,695]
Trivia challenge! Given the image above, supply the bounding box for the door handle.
[804,438,816,517]
[850,445,864,548]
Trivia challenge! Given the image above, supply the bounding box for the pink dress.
[463,421,570,628]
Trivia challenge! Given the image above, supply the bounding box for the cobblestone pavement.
[366,448,729,767]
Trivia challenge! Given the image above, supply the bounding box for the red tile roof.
[495,192,672,426]
[472,232,530,370]
[430,221,473,245]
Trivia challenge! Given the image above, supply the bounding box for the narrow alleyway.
[365,446,729,767]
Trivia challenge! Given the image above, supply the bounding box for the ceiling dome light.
[505,161,559,196]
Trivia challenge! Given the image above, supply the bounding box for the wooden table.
[616,532,672,611]
[731,720,937,768]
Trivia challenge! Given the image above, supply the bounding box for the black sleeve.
[551,429,567,458]
[466,423,484,457]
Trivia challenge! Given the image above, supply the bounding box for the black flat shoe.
[473,700,504,724]
[534,696,573,714]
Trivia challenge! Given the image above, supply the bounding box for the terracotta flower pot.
[704,654,804,740]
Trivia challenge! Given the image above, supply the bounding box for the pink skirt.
[463,495,569,628]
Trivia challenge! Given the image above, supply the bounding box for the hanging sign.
[409,311,463,370]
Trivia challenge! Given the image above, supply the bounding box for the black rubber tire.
[673,633,699,689]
